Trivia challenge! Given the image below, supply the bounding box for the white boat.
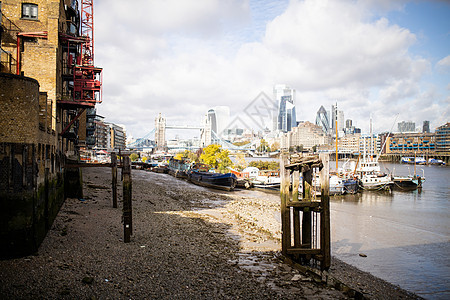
[401,157,426,165]
[355,159,393,191]
[428,158,446,165]
[252,170,281,190]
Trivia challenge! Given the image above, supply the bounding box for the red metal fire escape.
[59,0,102,136]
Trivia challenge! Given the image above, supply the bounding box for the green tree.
[200,144,232,172]
[130,153,139,161]
[142,156,148,163]
[312,145,317,153]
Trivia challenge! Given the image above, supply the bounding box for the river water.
[233,158,449,299]
[328,162,449,299]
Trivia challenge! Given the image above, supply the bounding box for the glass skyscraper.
[274,84,296,133]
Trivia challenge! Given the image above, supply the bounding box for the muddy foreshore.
[0,168,421,299]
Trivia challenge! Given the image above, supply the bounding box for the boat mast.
[335,103,339,171]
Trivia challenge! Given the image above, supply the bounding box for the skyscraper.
[331,103,344,137]
[315,105,330,134]
[207,106,230,136]
[423,121,430,133]
[274,84,296,132]
[398,121,415,133]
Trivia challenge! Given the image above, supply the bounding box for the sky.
[94,0,450,140]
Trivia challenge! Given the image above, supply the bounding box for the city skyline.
[94,0,449,139]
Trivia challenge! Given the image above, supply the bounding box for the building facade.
[398,121,416,133]
[207,106,230,136]
[108,123,126,151]
[338,133,361,153]
[286,121,330,150]
[331,103,344,137]
[435,123,449,153]
[1,0,102,257]
[385,132,436,155]
[315,105,330,134]
[274,84,296,132]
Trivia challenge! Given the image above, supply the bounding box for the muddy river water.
[234,161,449,299]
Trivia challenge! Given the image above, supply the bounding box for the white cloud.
[436,55,450,72]
[93,0,447,138]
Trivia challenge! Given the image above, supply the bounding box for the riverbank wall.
[0,73,81,258]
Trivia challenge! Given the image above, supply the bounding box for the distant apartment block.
[286,121,330,150]
[423,121,430,133]
[338,133,361,153]
[108,123,126,151]
[386,132,436,154]
[359,134,380,156]
[436,122,450,153]
[398,121,416,133]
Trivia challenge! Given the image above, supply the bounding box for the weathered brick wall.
[1,0,66,130]
[0,73,40,144]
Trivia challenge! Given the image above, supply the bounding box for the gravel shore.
[0,167,421,299]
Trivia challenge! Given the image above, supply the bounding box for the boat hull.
[343,179,359,194]
[188,171,237,191]
[392,176,424,191]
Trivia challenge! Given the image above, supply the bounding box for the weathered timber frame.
[280,152,331,270]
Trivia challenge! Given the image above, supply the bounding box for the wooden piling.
[122,156,132,243]
[319,153,331,270]
[302,166,312,248]
[280,152,290,256]
[111,152,118,208]
[292,169,301,248]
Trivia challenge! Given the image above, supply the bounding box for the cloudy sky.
[94,0,449,140]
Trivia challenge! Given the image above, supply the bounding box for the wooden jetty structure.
[280,152,331,271]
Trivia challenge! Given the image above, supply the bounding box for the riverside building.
[1,0,102,257]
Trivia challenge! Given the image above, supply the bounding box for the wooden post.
[122,155,132,243]
[292,169,301,248]
[302,166,312,248]
[320,153,331,270]
[111,152,118,208]
[280,152,290,255]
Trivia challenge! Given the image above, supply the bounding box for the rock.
[82,276,94,284]
[359,253,368,257]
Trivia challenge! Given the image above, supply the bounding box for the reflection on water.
[330,162,450,299]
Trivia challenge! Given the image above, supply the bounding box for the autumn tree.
[129,153,139,161]
[200,144,232,172]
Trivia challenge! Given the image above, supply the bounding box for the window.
[22,3,38,20]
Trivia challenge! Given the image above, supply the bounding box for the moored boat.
[428,158,446,165]
[355,160,393,191]
[188,163,237,191]
[168,158,190,179]
[392,175,425,191]
[401,157,426,165]
[251,169,281,190]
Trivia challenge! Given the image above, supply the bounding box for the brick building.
[0,0,102,257]
[385,132,436,155]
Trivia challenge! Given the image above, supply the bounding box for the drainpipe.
[16,31,48,75]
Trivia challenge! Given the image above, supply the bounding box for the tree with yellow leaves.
[200,144,232,172]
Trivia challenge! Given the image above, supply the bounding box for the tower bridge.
[127,113,254,151]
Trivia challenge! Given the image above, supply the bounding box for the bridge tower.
[201,115,212,147]
[155,113,166,150]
